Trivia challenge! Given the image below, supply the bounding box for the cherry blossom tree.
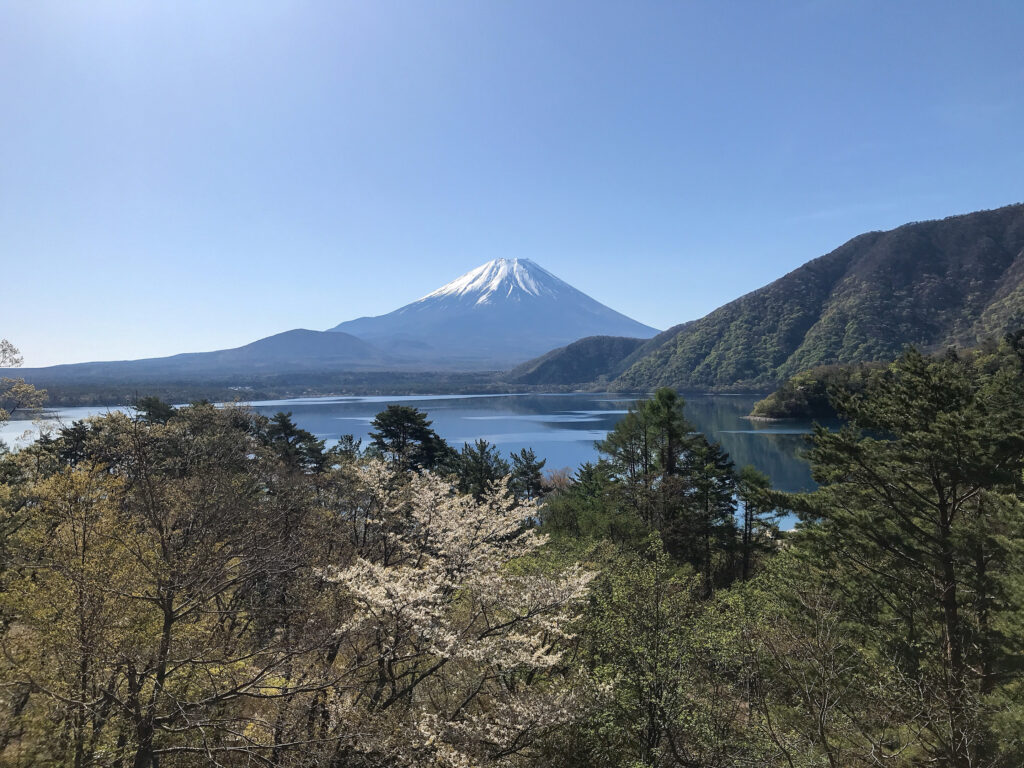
[320,461,595,767]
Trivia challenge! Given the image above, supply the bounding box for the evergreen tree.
[669,435,737,593]
[539,462,648,546]
[645,387,691,478]
[266,411,326,473]
[596,387,695,528]
[328,433,362,463]
[736,465,778,581]
[792,344,1024,767]
[595,408,658,524]
[55,421,93,467]
[594,388,742,586]
[457,438,510,501]
[510,447,546,502]
[131,395,176,425]
[368,404,455,472]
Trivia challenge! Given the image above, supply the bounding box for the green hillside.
[612,204,1024,390]
[504,335,646,386]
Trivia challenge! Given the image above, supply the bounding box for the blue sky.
[2,1,1023,367]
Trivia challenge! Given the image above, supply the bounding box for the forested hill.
[610,203,1024,390]
[504,335,647,385]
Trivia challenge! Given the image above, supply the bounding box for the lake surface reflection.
[2,392,826,494]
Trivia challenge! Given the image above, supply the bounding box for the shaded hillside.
[504,336,646,385]
[613,204,1024,390]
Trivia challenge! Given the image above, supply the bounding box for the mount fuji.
[7,260,657,392]
[328,258,659,367]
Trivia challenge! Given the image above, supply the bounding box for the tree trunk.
[131,725,155,768]
[938,506,970,768]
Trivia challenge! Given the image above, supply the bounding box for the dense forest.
[748,362,880,420]
[747,337,1018,419]
[504,204,1024,393]
[613,204,1024,390]
[2,334,1024,766]
[504,336,647,387]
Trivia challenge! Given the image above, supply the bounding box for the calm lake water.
[2,392,822,494]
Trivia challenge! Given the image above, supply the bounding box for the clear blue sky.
[2,1,1022,367]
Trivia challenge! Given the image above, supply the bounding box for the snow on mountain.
[328,258,659,369]
[15,259,657,382]
[418,258,563,304]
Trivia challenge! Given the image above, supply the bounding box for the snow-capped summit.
[328,259,659,369]
[419,258,565,305]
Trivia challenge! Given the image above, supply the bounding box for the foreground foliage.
[2,335,1024,766]
[0,340,45,430]
[0,406,590,766]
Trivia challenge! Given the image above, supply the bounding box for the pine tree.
[510,447,546,502]
[131,395,176,425]
[670,435,737,594]
[736,465,778,581]
[793,344,1024,767]
[368,404,455,472]
[596,387,695,529]
[457,438,510,501]
[266,411,326,473]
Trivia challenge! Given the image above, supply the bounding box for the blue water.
[2,392,824,502]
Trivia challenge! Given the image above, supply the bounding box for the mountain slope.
[329,258,659,367]
[613,204,1024,391]
[7,330,386,384]
[9,259,657,391]
[505,336,647,385]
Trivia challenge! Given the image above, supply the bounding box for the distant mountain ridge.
[609,204,1024,390]
[329,258,659,367]
[6,259,658,391]
[7,330,386,384]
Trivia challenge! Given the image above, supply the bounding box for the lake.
[1,392,822,495]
